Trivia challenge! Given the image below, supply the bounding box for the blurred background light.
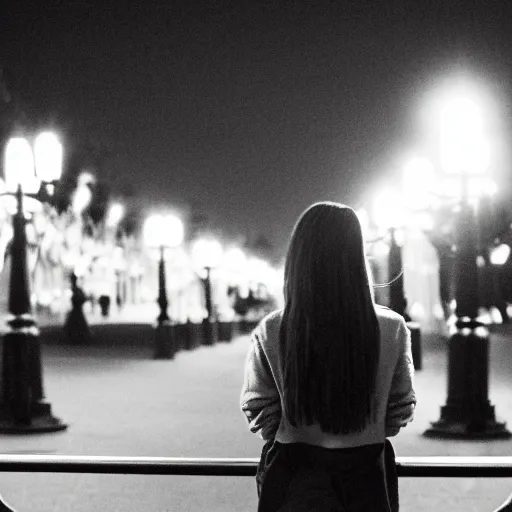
[490,244,510,265]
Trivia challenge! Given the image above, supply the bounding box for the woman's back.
[240,202,416,511]
[241,304,416,448]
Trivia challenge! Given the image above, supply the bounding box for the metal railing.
[0,455,511,511]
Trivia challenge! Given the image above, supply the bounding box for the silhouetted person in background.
[98,294,111,317]
[241,202,416,512]
[64,273,91,345]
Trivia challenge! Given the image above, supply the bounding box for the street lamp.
[372,189,423,370]
[71,172,94,215]
[0,133,67,433]
[105,202,125,229]
[218,246,248,341]
[372,189,409,318]
[424,92,510,438]
[143,213,184,359]
[191,237,223,345]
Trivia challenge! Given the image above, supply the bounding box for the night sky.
[2,3,512,259]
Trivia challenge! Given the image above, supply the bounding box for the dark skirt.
[257,439,398,512]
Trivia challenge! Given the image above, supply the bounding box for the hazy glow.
[410,211,434,231]
[439,96,489,174]
[32,212,48,235]
[78,172,95,186]
[128,261,144,277]
[490,244,510,266]
[4,137,40,194]
[223,246,248,273]
[34,132,63,182]
[191,237,223,269]
[355,208,370,238]
[71,183,92,214]
[402,156,435,210]
[105,202,125,227]
[247,257,272,284]
[441,176,497,199]
[372,189,404,229]
[171,247,191,268]
[112,246,126,270]
[144,213,184,248]
[479,178,497,197]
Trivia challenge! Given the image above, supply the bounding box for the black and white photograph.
[0,2,512,511]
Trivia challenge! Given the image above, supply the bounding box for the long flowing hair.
[280,202,380,434]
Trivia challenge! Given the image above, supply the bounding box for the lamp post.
[144,213,184,359]
[424,93,510,439]
[222,246,248,339]
[112,246,126,310]
[191,237,223,345]
[388,227,409,319]
[0,133,67,433]
[373,189,422,369]
[372,190,410,318]
[105,202,125,232]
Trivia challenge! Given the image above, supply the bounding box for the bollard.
[154,323,176,359]
[174,324,187,352]
[202,319,219,346]
[186,322,203,350]
[218,321,234,342]
[407,321,422,371]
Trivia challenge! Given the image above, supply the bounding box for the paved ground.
[0,316,511,511]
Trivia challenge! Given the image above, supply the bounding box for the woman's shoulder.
[375,305,407,334]
[252,309,283,343]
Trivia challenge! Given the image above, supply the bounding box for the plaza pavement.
[0,309,511,511]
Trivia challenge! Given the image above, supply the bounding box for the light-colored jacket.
[240,305,416,448]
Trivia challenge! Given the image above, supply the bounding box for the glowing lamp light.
[77,171,95,186]
[34,132,63,182]
[490,244,510,266]
[4,137,40,194]
[71,183,92,214]
[144,213,184,249]
[372,189,405,229]
[191,237,223,269]
[105,202,125,227]
[439,96,489,174]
